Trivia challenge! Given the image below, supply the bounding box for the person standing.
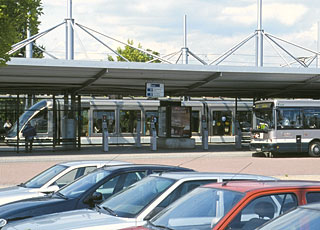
[22,123,36,152]
[3,120,12,132]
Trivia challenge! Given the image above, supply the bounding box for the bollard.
[102,114,109,152]
[136,118,141,148]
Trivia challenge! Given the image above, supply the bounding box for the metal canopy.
[1,58,320,98]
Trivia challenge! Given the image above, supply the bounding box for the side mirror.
[84,192,103,206]
[39,185,60,194]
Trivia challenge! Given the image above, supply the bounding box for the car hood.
[0,186,44,206]
[3,209,144,230]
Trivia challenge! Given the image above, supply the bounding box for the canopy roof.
[1,58,320,98]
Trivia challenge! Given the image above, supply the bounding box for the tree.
[108,40,160,63]
[0,0,43,65]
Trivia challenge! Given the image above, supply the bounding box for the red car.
[124,180,320,230]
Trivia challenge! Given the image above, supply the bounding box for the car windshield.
[150,187,244,230]
[24,164,67,188]
[58,169,111,198]
[258,207,320,230]
[100,176,175,218]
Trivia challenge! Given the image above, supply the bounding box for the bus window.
[145,111,158,136]
[212,111,232,136]
[304,109,320,129]
[30,108,48,134]
[277,108,303,129]
[120,110,141,134]
[191,111,200,133]
[92,110,115,134]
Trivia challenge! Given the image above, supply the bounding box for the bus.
[250,99,320,157]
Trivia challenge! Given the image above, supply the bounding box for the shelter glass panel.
[212,111,232,136]
[191,111,200,133]
[238,111,252,132]
[171,106,191,138]
[93,110,115,134]
[30,108,48,134]
[120,110,141,134]
[158,107,166,137]
[145,111,158,136]
[81,109,89,136]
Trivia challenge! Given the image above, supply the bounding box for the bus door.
[276,108,303,152]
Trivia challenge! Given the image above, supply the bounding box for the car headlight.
[0,219,7,228]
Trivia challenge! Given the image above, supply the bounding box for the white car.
[1,172,276,230]
[0,160,129,206]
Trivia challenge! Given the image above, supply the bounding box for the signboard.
[146,83,164,98]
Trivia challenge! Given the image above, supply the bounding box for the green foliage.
[0,0,43,65]
[108,40,160,63]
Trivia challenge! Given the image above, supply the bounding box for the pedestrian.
[22,123,36,152]
[3,119,12,132]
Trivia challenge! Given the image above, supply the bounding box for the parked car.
[0,164,192,227]
[257,202,320,230]
[126,180,320,230]
[0,172,275,230]
[0,160,129,206]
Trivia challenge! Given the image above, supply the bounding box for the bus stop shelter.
[1,58,320,152]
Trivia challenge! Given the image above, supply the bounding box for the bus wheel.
[309,141,320,157]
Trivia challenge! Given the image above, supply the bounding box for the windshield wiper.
[55,192,68,199]
[148,221,175,230]
[17,183,26,187]
[102,206,118,216]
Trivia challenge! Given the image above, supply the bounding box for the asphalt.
[1,143,320,187]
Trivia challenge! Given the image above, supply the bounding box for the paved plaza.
[1,144,320,187]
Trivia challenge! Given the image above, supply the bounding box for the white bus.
[250,99,320,157]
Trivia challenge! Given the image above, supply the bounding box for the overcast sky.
[37,0,320,66]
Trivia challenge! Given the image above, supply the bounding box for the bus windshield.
[254,108,274,130]
[6,100,48,137]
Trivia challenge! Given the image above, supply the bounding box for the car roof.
[150,172,276,180]
[99,164,193,172]
[300,202,320,211]
[203,180,320,193]
[58,160,131,167]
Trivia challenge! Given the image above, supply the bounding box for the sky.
[37,0,320,66]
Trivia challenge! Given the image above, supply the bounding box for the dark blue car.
[0,164,193,223]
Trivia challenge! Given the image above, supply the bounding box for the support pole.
[66,0,74,60]
[235,98,242,150]
[317,21,320,68]
[26,11,33,58]
[182,15,188,64]
[256,0,263,67]
[201,115,208,150]
[77,95,81,150]
[53,95,57,151]
[16,94,20,153]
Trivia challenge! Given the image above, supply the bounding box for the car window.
[24,164,67,188]
[154,180,218,215]
[306,192,320,204]
[96,171,147,201]
[54,166,97,188]
[225,193,298,230]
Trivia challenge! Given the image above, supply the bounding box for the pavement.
[1,143,320,187]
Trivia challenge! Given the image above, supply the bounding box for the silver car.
[2,172,276,230]
[0,160,129,206]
